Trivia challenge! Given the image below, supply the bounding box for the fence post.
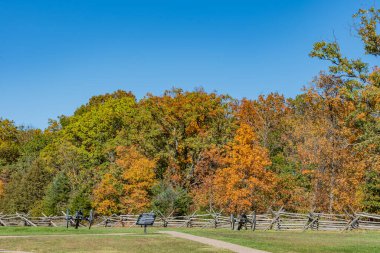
[251,211,256,231]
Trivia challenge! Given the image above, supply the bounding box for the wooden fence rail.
[0,210,379,232]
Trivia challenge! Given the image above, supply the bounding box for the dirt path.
[159,231,270,253]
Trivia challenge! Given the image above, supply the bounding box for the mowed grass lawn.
[0,227,229,253]
[0,227,379,253]
[180,228,380,253]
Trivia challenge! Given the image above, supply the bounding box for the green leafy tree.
[1,159,52,213]
[42,172,71,215]
[151,181,192,215]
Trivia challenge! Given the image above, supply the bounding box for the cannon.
[65,209,94,229]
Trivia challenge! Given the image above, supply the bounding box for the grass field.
[181,228,380,253]
[0,227,228,253]
[0,227,379,253]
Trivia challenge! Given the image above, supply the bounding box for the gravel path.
[159,231,270,253]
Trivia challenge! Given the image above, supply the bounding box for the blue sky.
[0,0,378,129]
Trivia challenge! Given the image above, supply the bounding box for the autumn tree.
[0,118,20,166]
[93,146,156,214]
[213,124,275,213]
[236,93,287,154]
[132,88,235,214]
[190,146,225,211]
[93,172,120,215]
[236,94,307,211]
[116,146,156,213]
[38,91,138,211]
[138,88,235,187]
[289,6,380,212]
[351,7,380,212]
[285,91,365,212]
[358,67,380,212]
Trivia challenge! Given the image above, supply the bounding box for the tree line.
[0,7,379,215]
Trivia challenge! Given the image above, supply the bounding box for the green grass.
[0,227,379,253]
[0,227,229,253]
[0,226,144,235]
[0,234,228,253]
[179,228,380,253]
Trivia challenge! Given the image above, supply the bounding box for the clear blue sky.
[0,0,377,129]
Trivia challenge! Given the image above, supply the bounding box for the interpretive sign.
[136,213,156,233]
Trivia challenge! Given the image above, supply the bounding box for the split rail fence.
[1,209,380,232]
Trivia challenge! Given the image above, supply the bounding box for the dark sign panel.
[136,213,156,226]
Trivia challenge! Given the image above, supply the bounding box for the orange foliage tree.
[213,124,276,213]
[116,146,156,213]
[190,146,224,211]
[235,94,308,211]
[92,173,120,215]
[93,146,156,214]
[285,75,366,212]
